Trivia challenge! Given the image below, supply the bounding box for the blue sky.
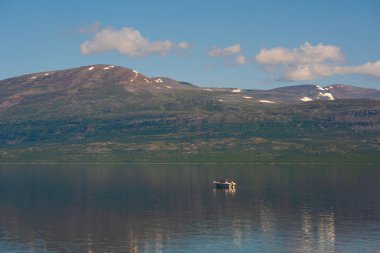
[1,0,379,89]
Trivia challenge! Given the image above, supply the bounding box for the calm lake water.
[0,164,379,253]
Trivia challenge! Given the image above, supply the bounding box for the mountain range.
[1,64,380,163]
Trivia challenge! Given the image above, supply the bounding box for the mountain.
[241,84,380,102]
[0,65,196,116]
[0,64,380,163]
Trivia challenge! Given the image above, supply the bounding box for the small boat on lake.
[213,179,236,189]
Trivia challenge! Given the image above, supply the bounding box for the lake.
[0,164,379,252]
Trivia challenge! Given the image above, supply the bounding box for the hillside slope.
[1,65,380,163]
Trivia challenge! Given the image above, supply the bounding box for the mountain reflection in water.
[0,164,379,252]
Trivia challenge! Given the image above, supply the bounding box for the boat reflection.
[213,187,236,195]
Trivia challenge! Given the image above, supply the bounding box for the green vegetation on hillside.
[1,66,380,163]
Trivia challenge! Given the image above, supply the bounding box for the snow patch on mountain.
[259,100,275,104]
[319,92,334,100]
[232,89,241,93]
[300,97,313,102]
[316,85,325,91]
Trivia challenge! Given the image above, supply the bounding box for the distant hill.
[0,65,380,163]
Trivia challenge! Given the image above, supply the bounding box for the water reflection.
[260,203,276,235]
[301,208,313,253]
[213,187,236,195]
[0,164,379,252]
[318,212,335,252]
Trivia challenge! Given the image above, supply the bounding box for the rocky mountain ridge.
[1,64,379,114]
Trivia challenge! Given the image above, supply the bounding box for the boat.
[213,179,236,189]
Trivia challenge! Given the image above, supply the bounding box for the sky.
[1,0,380,89]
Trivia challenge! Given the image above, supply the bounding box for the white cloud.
[235,55,246,65]
[256,42,344,65]
[206,44,246,67]
[208,44,241,57]
[255,42,380,81]
[349,60,380,77]
[177,42,190,49]
[282,61,380,81]
[80,27,188,58]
